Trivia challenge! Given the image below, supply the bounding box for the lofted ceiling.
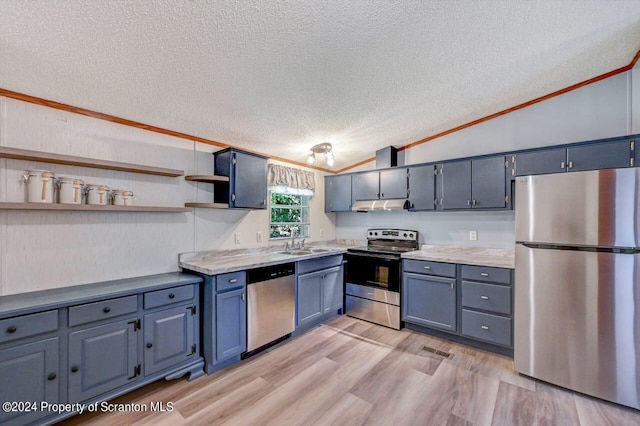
[1,1,639,171]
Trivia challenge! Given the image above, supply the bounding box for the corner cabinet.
[213,149,268,209]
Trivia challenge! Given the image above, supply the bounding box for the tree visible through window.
[270,191,310,239]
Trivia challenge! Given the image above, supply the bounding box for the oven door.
[345,252,400,292]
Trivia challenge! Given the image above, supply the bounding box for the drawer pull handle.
[47,373,57,381]
[6,326,16,334]
[146,342,153,349]
[71,366,79,373]
[229,279,238,283]
[168,293,175,299]
[481,325,489,330]
[424,266,431,270]
[480,272,489,277]
[103,307,111,313]
[480,295,489,300]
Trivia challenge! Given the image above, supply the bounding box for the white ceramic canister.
[57,177,84,204]
[111,190,134,206]
[85,184,110,205]
[23,170,55,203]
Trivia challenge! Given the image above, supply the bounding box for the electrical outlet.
[256,232,262,243]
[234,232,241,244]
[469,230,478,241]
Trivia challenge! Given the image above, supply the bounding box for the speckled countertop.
[401,245,515,269]
[179,240,363,275]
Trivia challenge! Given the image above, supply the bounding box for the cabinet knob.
[467,200,471,206]
[102,307,111,313]
[241,293,246,301]
[146,342,153,349]
[47,373,57,381]
[229,279,237,283]
[480,272,489,277]
[481,325,489,330]
[71,366,79,373]
[6,326,16,334]
[424,266,431,270]
[480,295,489,300]
[380,193,384,198]
[168,293,175,299]
[472,199,477,206]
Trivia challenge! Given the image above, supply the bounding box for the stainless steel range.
[345,229,418,329]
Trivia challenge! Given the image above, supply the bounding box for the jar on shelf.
[111,190,134,206]
[23,170,55,203]
[85,184,110,205]
[57,177,84,205]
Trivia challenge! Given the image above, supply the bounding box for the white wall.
[0,97,334,295]
[337,70,635,247]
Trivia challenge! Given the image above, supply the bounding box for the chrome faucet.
[291,227,297,250]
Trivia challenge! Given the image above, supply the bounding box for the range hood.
[351,199,409,212]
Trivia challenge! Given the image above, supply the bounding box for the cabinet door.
[322,266,343,313]
[471,156,507,209]
[353,172,380,200]
[325,175,352,212]
[144,305,196,376]
[408,164,436,210]
[296,270,324,327]
[0,338,59,425]
[440,160,471,210]
[402,273,457,333]
[379,168,408,199]
[216,288,247,361]
[233,151,267,209]
[567,139,633,172]
[515,148,567,176]
[68,318,139,402]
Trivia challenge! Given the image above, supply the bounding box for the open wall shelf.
[0,203,191,213]
[184,175,229,183]
[0,147,184,177]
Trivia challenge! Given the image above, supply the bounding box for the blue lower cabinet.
[322,266,343,314]
[144,305,197,376]
[216,288,247,361]
[0,337,59,425]
[297,270,324,327]
[68,318,139,402]
[402,272,457,333]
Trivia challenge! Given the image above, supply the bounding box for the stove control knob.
[403,233,407,237]
[374,232,378,236]
[409,233,414,238]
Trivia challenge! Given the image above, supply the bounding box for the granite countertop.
[401,245,515,269]
[179,240,362,276]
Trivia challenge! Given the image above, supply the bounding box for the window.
[270,191,310,239]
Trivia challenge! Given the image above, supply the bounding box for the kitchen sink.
[277,250,312,256]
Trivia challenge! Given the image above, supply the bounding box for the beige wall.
[0,97,336,295]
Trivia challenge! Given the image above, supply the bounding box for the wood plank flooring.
[60,316,640,426]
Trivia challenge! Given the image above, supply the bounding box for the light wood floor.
[61,316,640,425]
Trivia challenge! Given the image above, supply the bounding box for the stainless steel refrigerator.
[515,167,640,410]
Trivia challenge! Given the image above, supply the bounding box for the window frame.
[269,191,311,240]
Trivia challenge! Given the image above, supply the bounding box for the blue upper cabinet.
[379,168,409,199]
[214,148,268,209]
[514,148,567,176]
[353,171,380,200]
[471,156,508,209]
[325,174,352,212]
[438,157,507,210]
[408,164,436,210]
[439,160,472,209]
[353,169,408,201]
[566,139,634,172]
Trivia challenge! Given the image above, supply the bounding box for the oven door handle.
[346,252,398,261]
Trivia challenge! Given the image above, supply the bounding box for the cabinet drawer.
[216,271,246,292]
[461,265,511,284]
[462,281,512,315]
[403,259,456,277]
[144,285,194,309]
[69,295,138,327]
[0,310,58,343]
[461,309,512,347]
[298,255,343,275]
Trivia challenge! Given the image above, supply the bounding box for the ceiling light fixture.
[307,143,335,167]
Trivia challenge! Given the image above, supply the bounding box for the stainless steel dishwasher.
[246,262,295,352]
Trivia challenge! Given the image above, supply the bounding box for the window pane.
[271,193,302,206]
[270,224,309,239]
[271,207,302,223]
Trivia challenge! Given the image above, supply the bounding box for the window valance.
[267,164,315,196]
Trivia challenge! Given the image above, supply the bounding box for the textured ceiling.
[1,1,640,171]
